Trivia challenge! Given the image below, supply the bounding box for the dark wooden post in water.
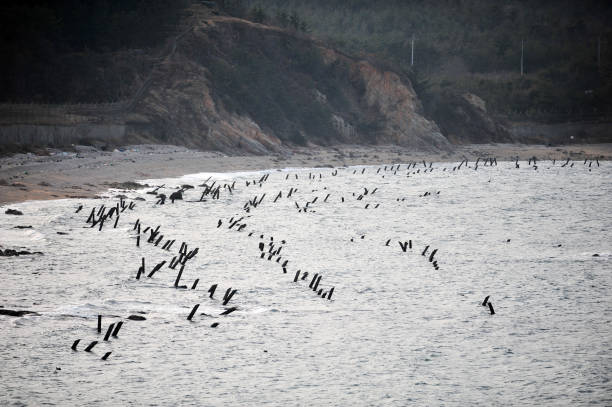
[294,270,300,282]
[488,303,495,315]
[191,279,199,290]
[101,352,112,360]
[71,339,80,351]
[174,265,184,287]
[309,274,319,289]
[111,321,123,337]
[187,304,200,321]
[97,315,102,333]
[166,240,175,251]
[208,284,217,299]
[313,275,322,292]
[148,261,167,278]
[84,341,98,352]
[328,287,335,300]
[223,289,237,306]
[104,323,115,341]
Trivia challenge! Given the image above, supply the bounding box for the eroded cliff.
[127,15,449,153]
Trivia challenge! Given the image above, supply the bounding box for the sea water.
[1,160,611,406]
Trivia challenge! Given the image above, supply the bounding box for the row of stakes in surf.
[70,190,241,360]
[67,156,602,359]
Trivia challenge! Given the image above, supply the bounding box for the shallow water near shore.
[1,160,611,406]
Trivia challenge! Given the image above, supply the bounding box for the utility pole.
[411,35,414,66]
[520,39,524,76]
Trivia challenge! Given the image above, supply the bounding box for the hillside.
[248,0,612,125]
[130,14,451,152]
[2,1,610,153]
[0,3,451,153]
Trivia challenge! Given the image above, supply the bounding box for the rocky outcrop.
[0,248,43,256]
[0,309,40,317]
[430,91,513,144]
[331,114,356,140]
[129,52,285,154]
[349,60,449,149]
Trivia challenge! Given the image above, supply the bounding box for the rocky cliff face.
[349,59,449,150]
[126,15,450,154]
[428,91,513,144]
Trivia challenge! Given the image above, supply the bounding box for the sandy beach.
[1,143,611,205]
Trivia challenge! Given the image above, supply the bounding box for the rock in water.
[5,209,23,215]
[169,191,183,202]
[0,309,40,317]
[0,249,43,257]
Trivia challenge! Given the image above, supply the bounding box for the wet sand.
[1,143,611,205]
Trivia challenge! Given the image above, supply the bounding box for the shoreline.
[1,142,611,206]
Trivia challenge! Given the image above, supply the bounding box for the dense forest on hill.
[244,0,612,122]
[0,0,189,102]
